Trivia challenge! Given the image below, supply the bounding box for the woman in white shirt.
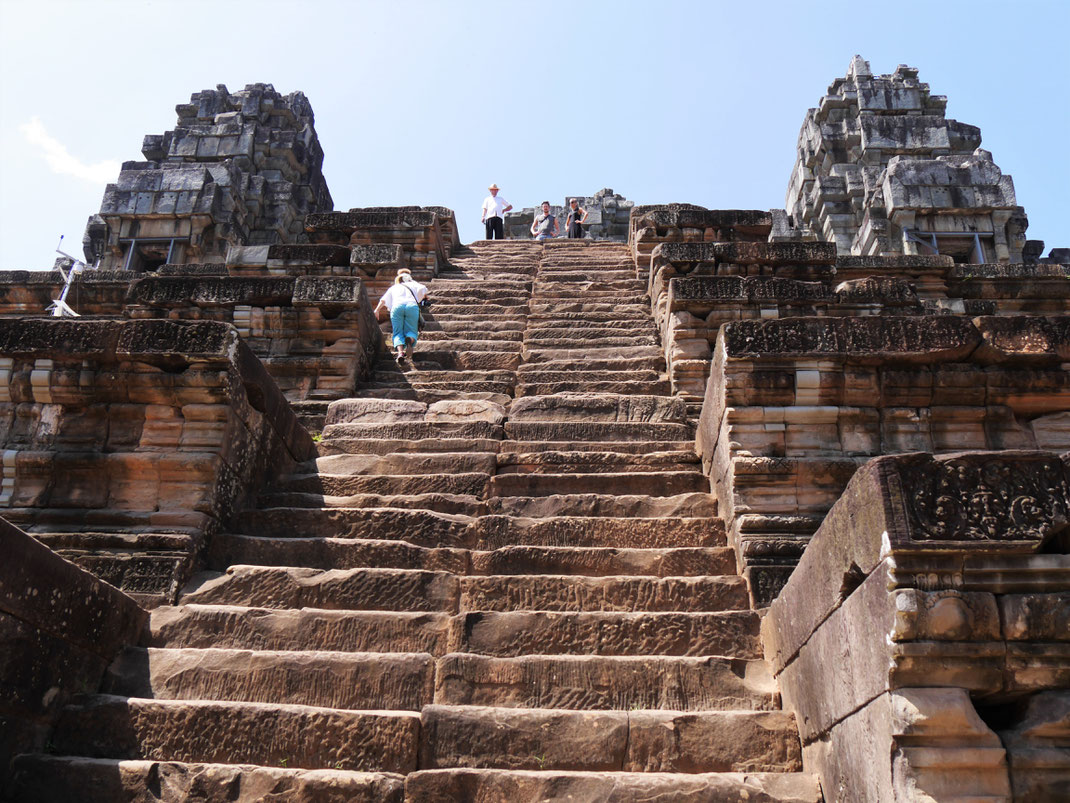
[373,268,429,363]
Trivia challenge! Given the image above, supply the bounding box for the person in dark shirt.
[530,201,559,240]
[565,198,588,239]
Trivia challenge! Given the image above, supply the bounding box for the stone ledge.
[654,241,837,267]
[305,210,438,233]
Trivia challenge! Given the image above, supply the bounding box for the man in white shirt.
[481,183,512,240]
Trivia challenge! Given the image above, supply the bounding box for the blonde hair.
[394,270,413,285]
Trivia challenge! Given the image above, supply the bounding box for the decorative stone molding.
[762,450,1070,801]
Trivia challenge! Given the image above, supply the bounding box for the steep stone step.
[495,449,699,473]
[210,534,469,572]
[489,491,716,519]
[180,567,460,612]
[487,470,708,497]
[521,335,658,349]
[516,379,671,396]
[310,452,497,475]
[418,705,801,773]
[105,647,435,710]
[419,329,522,342]
[276,471,491,498]
[403,768,821,802]
[517,355,664,371]
[319,437,504,456]
[6,756,405,803]
[457,575,750,614]
[435,654,780,711]
[355,388,513,406]
[150,605,455,654]
[235,507,476,545]
[503,421,692,442]
[472,515,725,549]
[257,491,484,516]
[50,695,419,773]
[468,545,735,576]
[456,610,760,657]
[320,421,503,441]
[497,439,694,455]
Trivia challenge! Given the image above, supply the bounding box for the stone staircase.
[8,241,821,802]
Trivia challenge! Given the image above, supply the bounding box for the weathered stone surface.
[404,769,822,802]
[7,757,405,803]
[763,450,1070,802]
[52,696,419,773]
[85,84,333,270]
[435,654,780,711]
[105,647,435,710]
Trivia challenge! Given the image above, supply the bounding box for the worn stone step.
[517,355,664,371]
[489,491,716,519]
[105,647,435,711]
[418,705,801,773]
[355,388,513,406]
[516,380,671,396]
[488,470,708,497]
[209,534,468,572]
[406,350,519,371]
[522,335,658,348]
[180,567,460,612]
[419,329,523,342]
[473,515,725,549]
[513,369,665,384]
[319,436,504,456]
[458,575,750,614]
[236,506,476,545]
[497,439,694,454]
[527,309,651,322]
[469,545,735,576]
[277,472,491,498]
[457,610,760,657]
[310,452,497,475]
[435,654,780,711]
[150,605,455,655]
[404,768,821,802]
[5,756,405,803]
[503,421,692,442]
[321,421,504,441]
[50,695,419,773]
[257,491,484,516]
[495,449,699,473]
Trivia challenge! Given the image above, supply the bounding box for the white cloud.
[19,117,120,184]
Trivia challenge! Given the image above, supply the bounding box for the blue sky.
[1,0,1067,268]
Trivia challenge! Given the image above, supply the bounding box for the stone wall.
[696,314,1070,606]
[84,84,333,271]
[0,516,146,768]
[762,451,1070,801]
[0,318,315,605]
[649,241,1070,411]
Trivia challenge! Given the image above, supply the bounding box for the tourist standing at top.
[373,268,429,364]
[565,198,588,239]
[481,183,512,240]
[530,201,559,241]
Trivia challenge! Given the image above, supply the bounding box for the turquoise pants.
[390,303,420,348]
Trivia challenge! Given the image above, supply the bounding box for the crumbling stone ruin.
[84,84,333,272]
[1,61,1067,802]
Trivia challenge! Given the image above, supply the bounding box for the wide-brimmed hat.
[488,183,500,190]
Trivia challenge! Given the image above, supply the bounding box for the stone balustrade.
[696,314,1070,606]
[0,516,146,768]
[0,318,315,604]
[762,451,1070,801]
